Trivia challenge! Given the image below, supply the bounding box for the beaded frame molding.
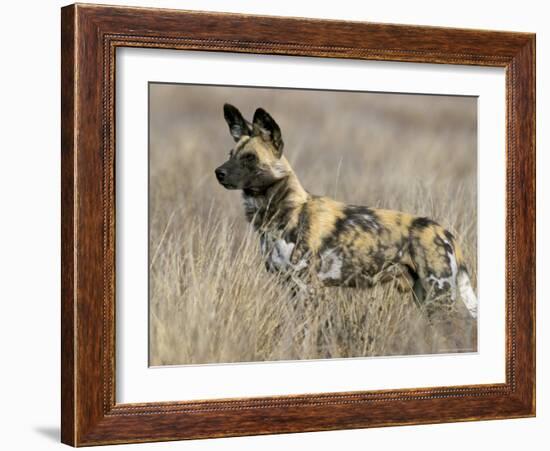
[61,3,535,446]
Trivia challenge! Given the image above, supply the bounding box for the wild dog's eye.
[241,153,257,163]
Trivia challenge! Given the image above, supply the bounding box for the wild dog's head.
[215,104,288,193]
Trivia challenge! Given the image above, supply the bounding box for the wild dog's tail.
[457,269,478,319]
[451,237,478,319]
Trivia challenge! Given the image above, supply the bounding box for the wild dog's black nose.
[215,167,227,181]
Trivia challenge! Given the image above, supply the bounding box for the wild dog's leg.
[404,218,479,318]
[407,255,457,319]
[264,237,311,300]
[408,219,477,352]
[408,219,464,317]
[262,235,306,271]
[373,263,415,293]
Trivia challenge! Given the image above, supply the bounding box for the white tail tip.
[458,271,478,319]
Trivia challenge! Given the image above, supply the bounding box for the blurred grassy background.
[149,83,477,366]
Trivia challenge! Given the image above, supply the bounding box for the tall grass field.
[149,84,477,366]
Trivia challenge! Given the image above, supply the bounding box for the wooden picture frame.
[61,3,535,446]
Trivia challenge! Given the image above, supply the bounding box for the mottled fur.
[215,104,477,319]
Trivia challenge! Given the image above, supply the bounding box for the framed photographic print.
[61,3,536,446]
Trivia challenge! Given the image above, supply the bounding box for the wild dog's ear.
[252,108,284,158]
[223,103,251,142]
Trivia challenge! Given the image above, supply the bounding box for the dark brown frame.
[61,3,536,446]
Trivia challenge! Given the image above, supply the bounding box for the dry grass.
[148,84,477,366]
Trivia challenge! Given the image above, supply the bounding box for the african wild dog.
[215,104,478,320]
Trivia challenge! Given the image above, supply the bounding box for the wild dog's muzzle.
[215,167,227,183]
